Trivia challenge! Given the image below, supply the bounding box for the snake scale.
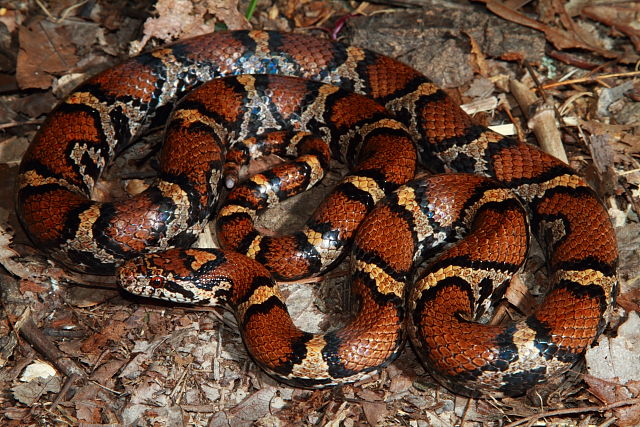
[15,30,618,396]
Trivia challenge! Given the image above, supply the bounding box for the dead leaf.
[617,289,640,313]
[387,365,413,393]
[584,312,640,424]
[90,359,126,387]
[0,7,20,33]
[362,401,388,425]
[81,321,128,353]
[586,311,640,385]
[479,0,618,59]
[503,274,536,316]
[2,407,30,420]
[11,91,57,118]
[229,386,277,421]
[597,81,635,118]
[465,32,489,77]
[584,376,640,426]
[582,4,640,52]
[16,19,80,89]
[19,279,48,294]
[139,0,210,46]
[291,1,336,28]
[138,0,247,49]
[68,286,117,308]
[20,360,57,381]
[206,0,250,30]
[75,400,102,423]
[12,376,61,406]
[357,388,382,402]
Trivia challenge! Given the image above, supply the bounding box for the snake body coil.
[16,30,618,396]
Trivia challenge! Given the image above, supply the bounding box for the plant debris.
[0,0,639,425]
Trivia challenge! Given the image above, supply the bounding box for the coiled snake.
[15,30,618,396]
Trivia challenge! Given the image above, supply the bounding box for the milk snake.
[15,30,618,396]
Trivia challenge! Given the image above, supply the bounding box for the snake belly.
[16,30,618,396]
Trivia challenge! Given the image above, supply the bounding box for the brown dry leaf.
[503,274,536,316]
[18,279,48,294]
[465,32,489,77]
[584,376,640,426]
[246,153,286,177]
[578,119,630,196]
[550,0,607,52]
[292,1,336,28]
[0,136,29,166]
[140,0,211,45]
[90,359,127,388]
[80,321,128,354]
[361,401,388,425]
[139,0,248,49]
[2,407,30,420]
[582,3,640,51]
[617,402,640,427]
[586,130,618,184]
[75,401,102,424]
[279,0,335,27]
[11,92,56,118]
[57,338,85,360]
[16,19,80,89]
[387,364,413,393]
[0,206,41,281]
[68,286,117,308]
[229,386,277,421]
[357,388,382,402]
[206,0,250,30]
[69,286,117,308]
[480,0,618,58]
[579,121,637,158]
[0,7,21,33]
[586,312,640,385]
[585,312,640,425]
[11,376,61,406]
[617,289,640,313]
[49,314,77,330]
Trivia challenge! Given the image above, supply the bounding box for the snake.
[15,30,618,397]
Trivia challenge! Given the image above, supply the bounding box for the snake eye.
[150,277,164,288]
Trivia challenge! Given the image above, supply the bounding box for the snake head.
[116,249,232,306]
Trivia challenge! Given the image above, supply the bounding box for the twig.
[181,404,218,413]
[499,96,526,143]
[50,373,80,412]
[619,168,640,176]
[510,78,568,163]
[34,0,88,23]
[0,119,44,130]
[541,71,640,91]
[88,379,124,396]
[16,317,85,378]
[169,365,191,403]
[504,398,640,427]
[459,396,472,425]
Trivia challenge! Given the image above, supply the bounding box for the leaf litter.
[0,0,639,425]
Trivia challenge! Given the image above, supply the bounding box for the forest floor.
[0,0,639,425]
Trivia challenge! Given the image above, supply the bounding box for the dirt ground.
[0,0,639,425]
